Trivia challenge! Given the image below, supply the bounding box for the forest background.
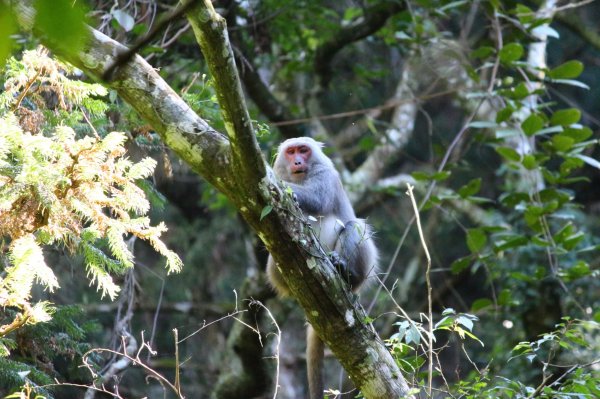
[0,0,599,398]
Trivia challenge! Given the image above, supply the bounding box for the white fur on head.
[273,136,335,179]
[278,136,325,153]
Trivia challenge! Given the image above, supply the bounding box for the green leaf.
[496,106,514,123]
[522,154,537,170]
[458,178,482,198]
[471,46,495,59]
[33,0,89,56]
[548,60,584,79]
[343,7,362,21]
[502,82,529,100]
[495,147,520,162]
[566,261,590,280]
[466,228,487,253]
[564,232,585,250]
[499,43,524,63]
[563,126,593,143]
[0,3,17,67]
[411,171,451,182]
[550,108,581,126]
[521,114,544,136]
[450,256,472,274]
[552,134,575,152]
[514,4,534,24]
[494,235,528,252]
[406,324,421,345]
[260,205,273,221]
[498,289,512,306]
[471,298,493,312]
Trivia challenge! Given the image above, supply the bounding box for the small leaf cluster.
[387,308,482,383]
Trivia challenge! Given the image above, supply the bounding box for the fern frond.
[85,261,121,301]
[145,222,183,274]
[79,239,122,273]
[117,184,150,214]
[126,157,157,180]
[106,226,134,268]
[5,235,59,303]
[100,131,127,153]
[0,338,17,357]
[28,301,55,324]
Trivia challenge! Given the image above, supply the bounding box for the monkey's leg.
[307,325,325,399]
[334,220,371,289]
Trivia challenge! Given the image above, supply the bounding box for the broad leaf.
[499,43,523,63]
[548,60,584,79]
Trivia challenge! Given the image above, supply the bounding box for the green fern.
[0,48,182,338]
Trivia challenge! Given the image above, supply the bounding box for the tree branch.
[186,0,265,191]
[314,0,405,88]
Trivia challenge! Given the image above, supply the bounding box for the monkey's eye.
[298,146,309,153]
[286,148,295,155]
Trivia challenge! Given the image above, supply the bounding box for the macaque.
[266,137,378,399]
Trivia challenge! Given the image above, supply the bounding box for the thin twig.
[173,328,181,396]
[405,183,433,396]
[80,106,101,139]
[248,299,281,399]
[271,88,458,127]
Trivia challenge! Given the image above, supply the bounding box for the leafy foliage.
[0,306,100,397]
[0,49,181,350]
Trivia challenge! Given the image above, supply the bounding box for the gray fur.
[267,137,378,399]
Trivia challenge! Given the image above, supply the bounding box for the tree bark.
[13,1,414,397]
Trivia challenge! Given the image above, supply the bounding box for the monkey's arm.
[285,170,340,215]
[334,220,377,290]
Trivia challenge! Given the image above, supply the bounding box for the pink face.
[284,144,312,176]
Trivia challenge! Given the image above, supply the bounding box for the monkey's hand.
[329,251,364,289]
[329,251,351,283]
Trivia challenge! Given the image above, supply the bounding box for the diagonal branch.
[186,0,265,190]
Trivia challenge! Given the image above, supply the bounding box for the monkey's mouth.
[292,169,306,174]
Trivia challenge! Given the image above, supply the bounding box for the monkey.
[266,136,378,399]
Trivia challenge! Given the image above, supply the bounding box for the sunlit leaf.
[548,60,584,79]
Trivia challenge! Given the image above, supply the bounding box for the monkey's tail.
[307,325,325,399]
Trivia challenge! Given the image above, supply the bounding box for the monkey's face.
[284,144,312,182]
